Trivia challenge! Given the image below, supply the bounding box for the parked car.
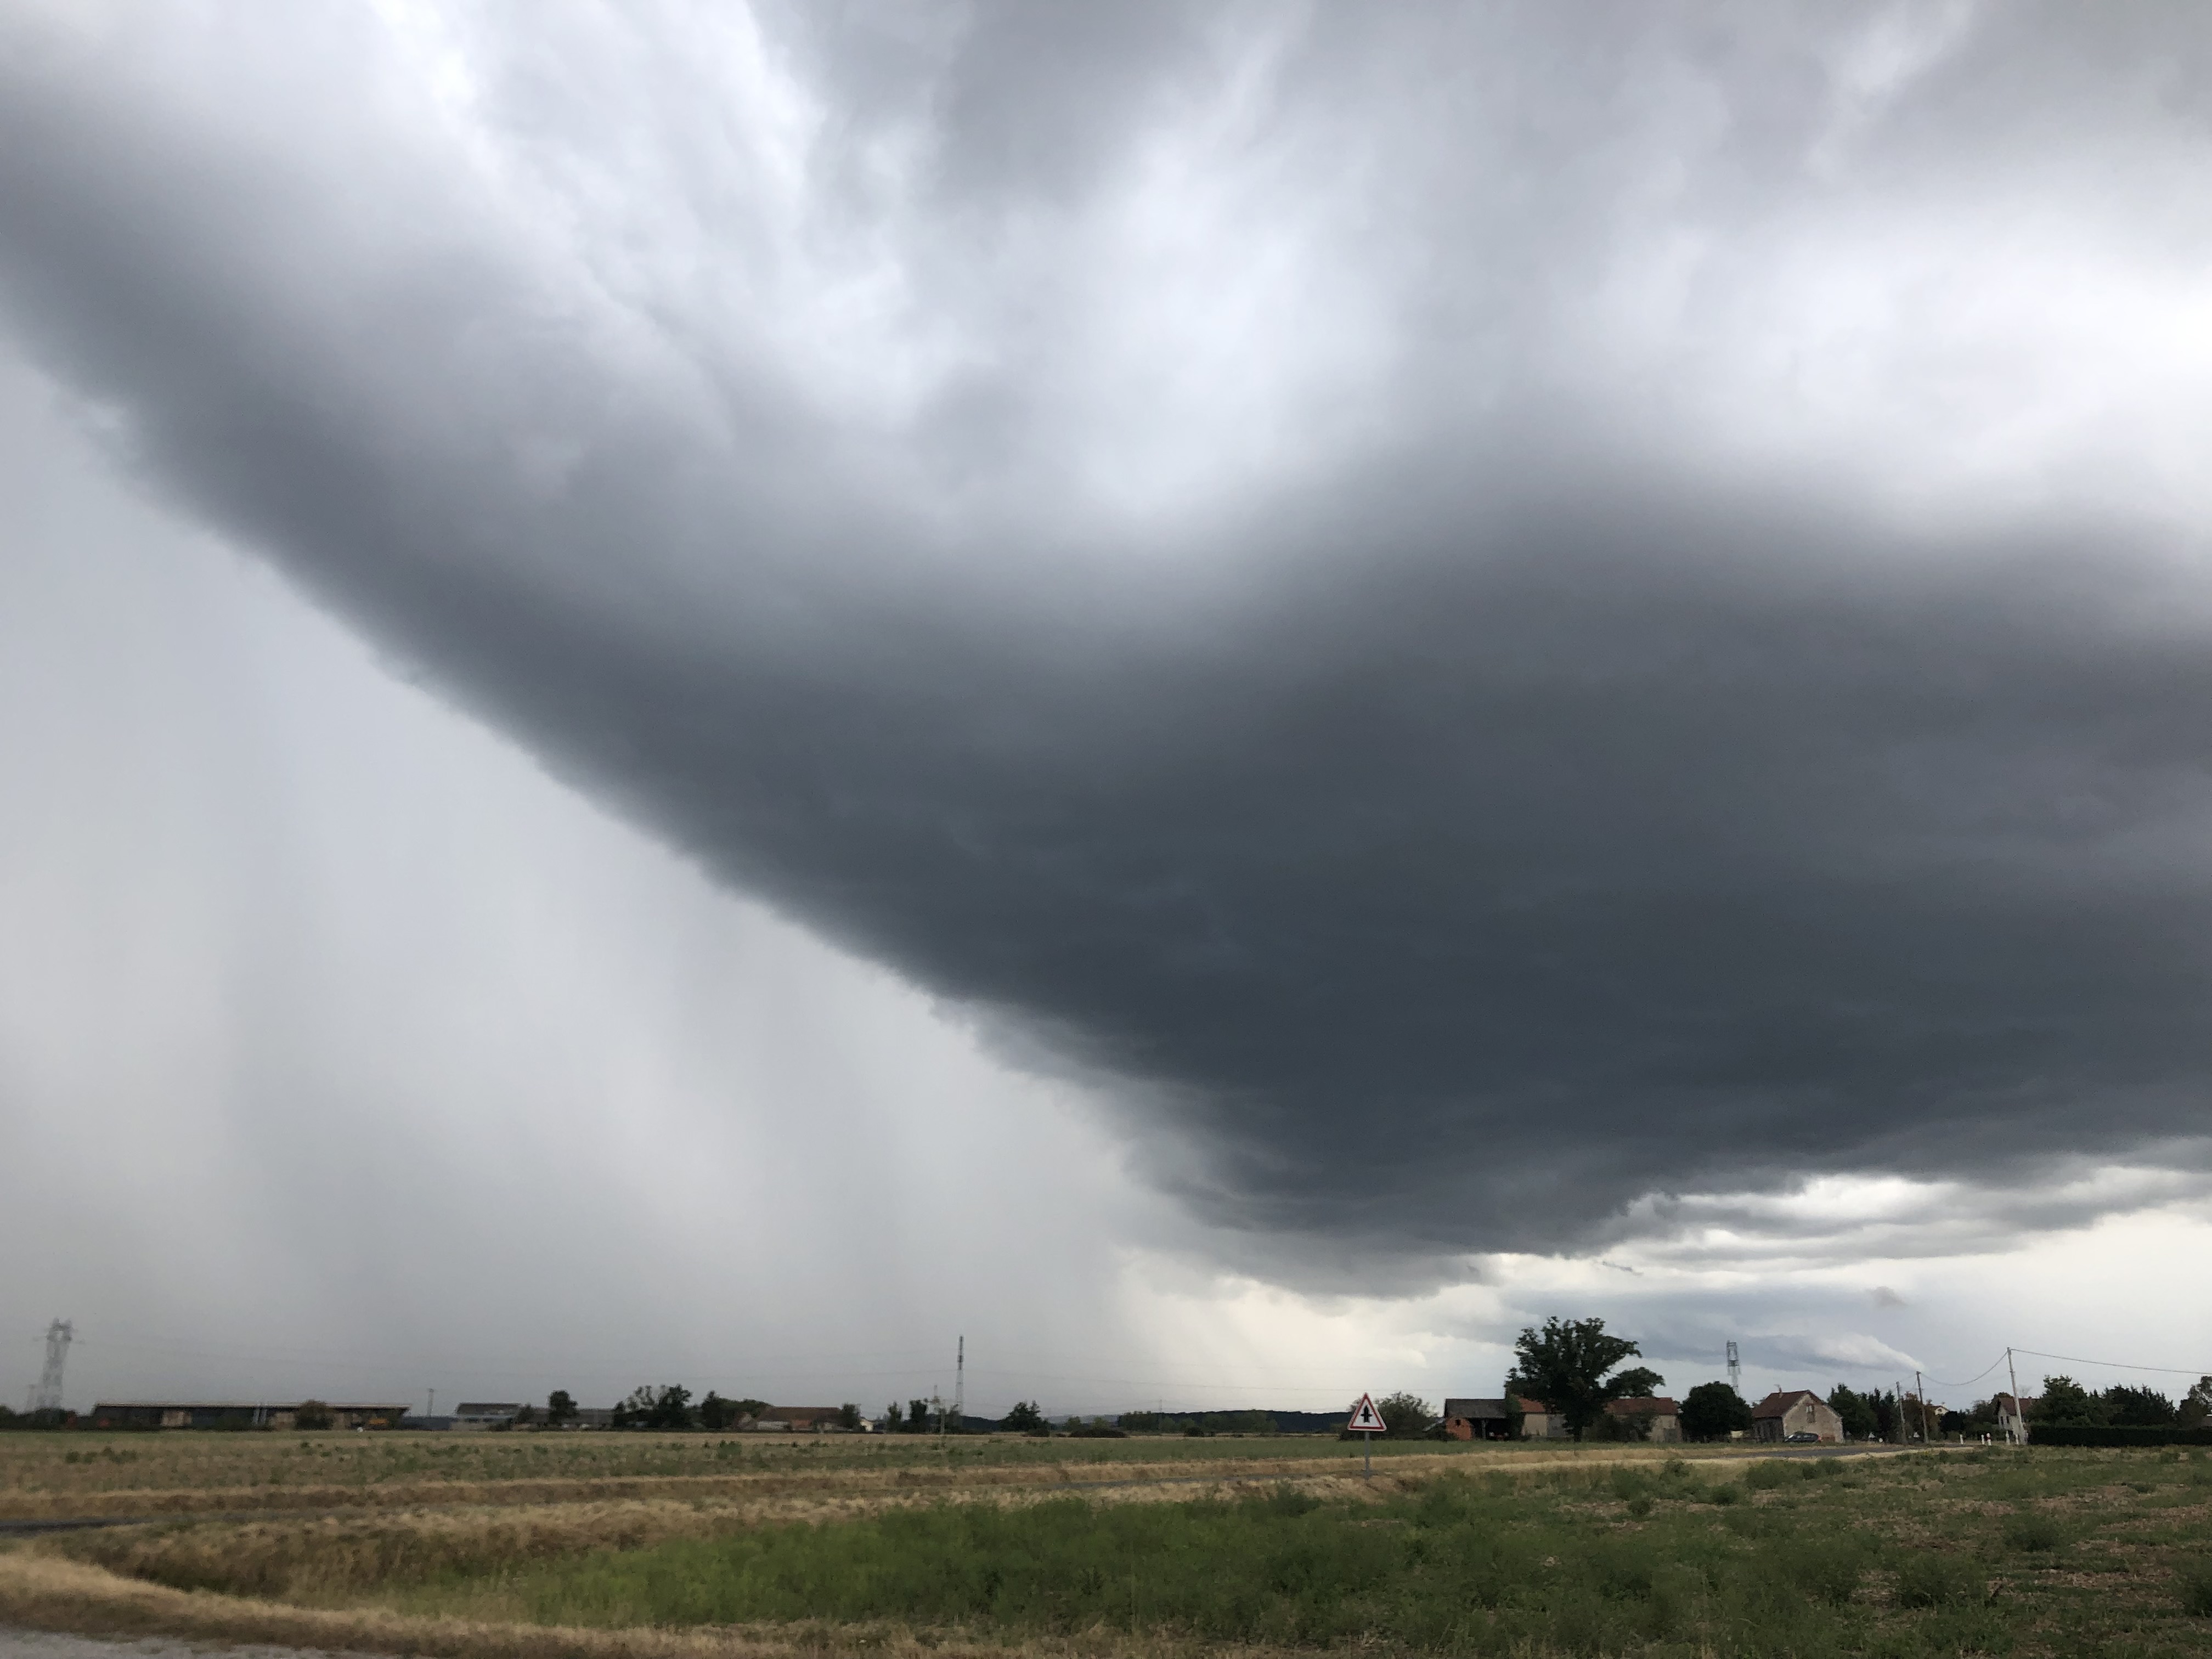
[1784,1431,1821,1444]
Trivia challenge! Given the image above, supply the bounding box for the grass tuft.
[2180,1562,2212,1618]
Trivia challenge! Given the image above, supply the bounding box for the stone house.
[1603,1396,1683,1442]
[1748,1389,1843,1443]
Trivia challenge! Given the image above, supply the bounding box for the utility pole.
[1914,1370,1933,1444]
[952,1335,964,1436]
[2005,1347,2025,1447]
[33,1320,73,1414]
[427,1389,435,1419]
[1726,1341,1741,1395]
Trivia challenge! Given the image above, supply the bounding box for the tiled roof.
[1442,1398,1510,1419]
[1750,1389,1820,1418]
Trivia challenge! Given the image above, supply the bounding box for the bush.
[1799,1542,1870,1606]
[2180,1564,2212,1618]
[2030,1426,2212,1447]
[2002,1511,2064,1553]
[1894,1553,1983,1610]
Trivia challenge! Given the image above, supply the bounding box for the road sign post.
[1346,1392,1385,1476]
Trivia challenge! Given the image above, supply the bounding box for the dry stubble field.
[4,1431,2210,1659]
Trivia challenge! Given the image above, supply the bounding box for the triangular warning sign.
[1346,1393,1385,1433]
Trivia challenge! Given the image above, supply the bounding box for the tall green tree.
[2100,1384,2175,1427]
[545,1390,577,1427]
[640,1385,693,1430]
[1376,1392,1435,1439]
[1002,1400,1047,1433]
[698,1391,734,1431]
[1827,1385,1878,1442]
[2036,1375,2106,1427]
[2179,1377,2212,1428]
[1507,1318,1663,1440]
[1680,1381,1752,1442]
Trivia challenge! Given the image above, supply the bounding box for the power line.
[1927,1353,2008,1389]
[2011,1347,2211,1379]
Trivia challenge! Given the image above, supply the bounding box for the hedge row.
[2027,1425,2212,1447]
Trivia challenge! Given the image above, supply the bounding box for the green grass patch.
[345,1453,2212,1655]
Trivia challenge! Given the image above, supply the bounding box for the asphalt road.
[0,1637,383,1659]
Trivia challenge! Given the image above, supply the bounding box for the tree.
[2101,1384,2175,1427]
[908,1398,933,1434]
[882,1401,905,1431]
[2179,1378,2212,1429]
[1508,1318,1664,1441]
[1002,1400,1048,1434]
[1680,1381,1752,1442]
[294,1400,335,1431]
[837,1403,862,1431]
[698,1391,734,1431]
[546,1390,577,1427]
[647,1385,695,1430]
[511,1403,538,1427]
[1376,1392,1434,1440]
[1826,1386,1877,1442]
[2036,1375,2106,1427]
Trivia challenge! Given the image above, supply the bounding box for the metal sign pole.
[1363,1429,1372,1476]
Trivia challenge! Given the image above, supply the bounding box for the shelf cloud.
[2,2,2207,1266]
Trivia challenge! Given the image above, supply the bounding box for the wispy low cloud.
[0,3,2207,1276]
[1600,1155,2212,1271]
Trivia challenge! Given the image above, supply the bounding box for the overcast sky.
[3,2,2209,1419]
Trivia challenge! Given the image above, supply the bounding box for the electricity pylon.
[34,1319,73,1413]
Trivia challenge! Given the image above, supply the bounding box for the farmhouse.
[89,1401,408,1431]
[452,1402,522,1429]
[1748,1389,1843,1443]
[1603,1396,1683,1442]
[1515,1397,1570,1438]
[750,1405,847,1431]
[1440,1398,1516,1440]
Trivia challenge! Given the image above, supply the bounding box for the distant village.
[47,1375,2197,1444]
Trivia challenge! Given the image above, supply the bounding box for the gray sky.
[2,3,2209,1417]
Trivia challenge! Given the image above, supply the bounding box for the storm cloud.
[2,2,2207,1262]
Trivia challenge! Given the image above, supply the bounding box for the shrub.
[1894,1553,1983,1609]
[1799,1542,1869,1606]
[2002,1511,2064,1553]
[2180,1564,2212,1618]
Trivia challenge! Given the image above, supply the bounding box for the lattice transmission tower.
[1725,1340,1740,1395]
[34,1319,74,1413]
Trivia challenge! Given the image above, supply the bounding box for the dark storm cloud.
[1,2,2207,1260]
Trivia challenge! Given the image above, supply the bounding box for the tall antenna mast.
[34,1320,74,1414]
[952,1335,964,1434]
[1725,1340,1740,1395]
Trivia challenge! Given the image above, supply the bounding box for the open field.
[0,1432,1720,1522]
[7,1435,2212,1657]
